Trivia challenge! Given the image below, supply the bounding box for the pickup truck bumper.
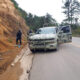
[29,43,57,50]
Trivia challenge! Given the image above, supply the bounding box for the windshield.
[36,28,56,34]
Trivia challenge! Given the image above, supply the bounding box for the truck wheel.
[55,41,59,51]
[31,49,35,53]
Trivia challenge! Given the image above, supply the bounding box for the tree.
[11,0,58,31]
[62,0,71,23]
[62,0,80,25]
[26,13,34,27]
[70,0,80,25]
[26,13,58,31]
[44,13,57,26]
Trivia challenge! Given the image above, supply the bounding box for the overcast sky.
[15,0,79,23]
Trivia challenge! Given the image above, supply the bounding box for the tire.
[30,49,35,53]
[55,41,59,51]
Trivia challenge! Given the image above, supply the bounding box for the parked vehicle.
[28,26,72,52]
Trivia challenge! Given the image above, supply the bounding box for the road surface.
[30,37,80,80]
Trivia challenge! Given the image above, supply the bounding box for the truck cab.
[28,26,72,52]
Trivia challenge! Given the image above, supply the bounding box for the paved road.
[30,37,80,80]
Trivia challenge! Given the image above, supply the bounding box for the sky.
[15,0,67,23]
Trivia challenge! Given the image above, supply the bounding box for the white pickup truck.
[28,26,72,52]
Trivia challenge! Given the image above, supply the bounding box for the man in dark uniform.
[16,30,22,45]
[27,29,33,35]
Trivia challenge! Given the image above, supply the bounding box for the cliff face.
[0,0,15,14]
[0,0,29,53]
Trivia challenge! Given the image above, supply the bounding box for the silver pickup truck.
[28,26,72,52]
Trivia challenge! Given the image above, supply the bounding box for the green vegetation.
[11,0,18,9]
[26,13,58,31]
[62,0,80,36]
[11,0,27,19]
[8,38,13,43]
[11,0,80,36]
[11,0,58,31]
[72,26,80,37]
[62,0,80,25]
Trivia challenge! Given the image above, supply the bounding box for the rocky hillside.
[0,0,29,53]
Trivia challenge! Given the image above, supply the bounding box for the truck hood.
[29,34,57,40]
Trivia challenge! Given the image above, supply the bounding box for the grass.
[72,27,80,37]
[8,38,13,43]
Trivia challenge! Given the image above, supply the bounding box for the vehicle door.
[60,25,72,43]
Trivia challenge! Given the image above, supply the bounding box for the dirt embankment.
[0,0,29,74]
[0,46,34,80]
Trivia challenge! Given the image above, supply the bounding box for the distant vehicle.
[28,26,72,52]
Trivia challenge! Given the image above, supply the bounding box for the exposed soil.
[0,46,34,80]
[0,0,29,75]
[0,62,23,80]
[0,42,27,74]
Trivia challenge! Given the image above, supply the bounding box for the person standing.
[16,30,22,45]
